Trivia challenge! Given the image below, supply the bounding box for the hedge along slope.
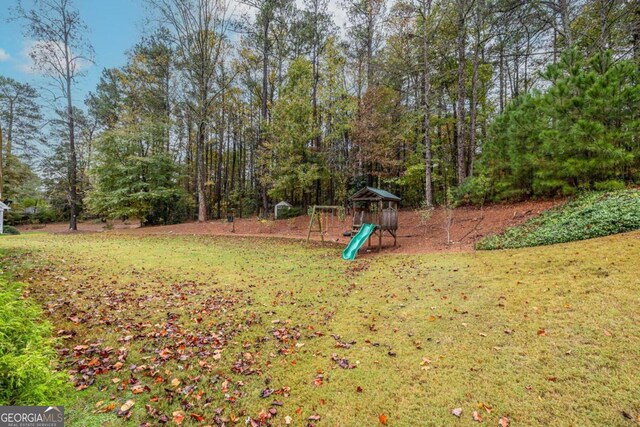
[477,190,640,250]
[0,275,68,405]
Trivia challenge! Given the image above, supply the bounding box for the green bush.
[2,226,20,235]
[456,175,491,205]
[594,180,626,192]
[477,189,640,250]
[0,276,68,405]
[276,206,304,219]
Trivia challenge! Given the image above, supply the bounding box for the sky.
[0,0,347,106]
[0,0,147,104]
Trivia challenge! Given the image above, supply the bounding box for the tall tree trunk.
[215,70,226,219]
[259,11,270,217]
[558,0,573,48]
[633,0,640,66]
[197,120,207,222]
[421,0,433,207]
[5,100,13,157]
[65,44,78,231]
[469,0,483,178]
[366,0,374,86]
[455,0,467,185]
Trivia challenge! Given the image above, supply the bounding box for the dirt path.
[17,199,562,254]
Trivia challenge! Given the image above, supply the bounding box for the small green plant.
[417,201,433,226]
[2,226,20,235]
[477,189,640,250]
[0,276,68,405]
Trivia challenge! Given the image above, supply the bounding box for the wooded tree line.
[1,0,639,227]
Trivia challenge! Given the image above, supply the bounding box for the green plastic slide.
[342,223,376,260]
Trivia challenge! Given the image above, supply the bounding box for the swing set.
[306,205,345,244]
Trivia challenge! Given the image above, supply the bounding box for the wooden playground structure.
[350,187,400,251]
[306,187,401,253]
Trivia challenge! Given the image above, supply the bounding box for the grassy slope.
[477,190,640,250]
[0,232,639,426]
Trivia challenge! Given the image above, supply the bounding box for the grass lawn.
[0,232,639,426]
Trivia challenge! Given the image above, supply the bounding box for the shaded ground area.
[0,231,639,426]
[17,199,561,254]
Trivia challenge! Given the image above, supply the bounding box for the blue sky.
[0,0,147,104]
[0,0,348,108]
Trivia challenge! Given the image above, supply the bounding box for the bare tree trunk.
[633,0,640,66]
[5,100,13,157]
[63,24,78,231]
[455,0,468,185]
[259,11,270,217]
[499,41,505,113]
[421,0,433,207]
[197,121,207,222]
[367,0,375,88]
[469,0,483,178]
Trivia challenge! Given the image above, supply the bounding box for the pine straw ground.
[0,231,639,426]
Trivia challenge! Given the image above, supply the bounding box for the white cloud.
[0,48,10,62]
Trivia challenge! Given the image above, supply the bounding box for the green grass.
[0,232,639,426]
[477,190,640,250]
[0,265,68,405]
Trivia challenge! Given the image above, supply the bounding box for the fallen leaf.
[499,416,510,427]
[260,388,274,398]
[452,408,463,417]
[537,329,546,336]
[284,415,292,425]
[190,413,205,422]
[171,378,181,388]
[379,413,388,424]
[131,385,146,394]
[173,411,185,425]
[473,410,482,422]
[308,414,321,421]
[98,402,116,413]
[120,400,135,412]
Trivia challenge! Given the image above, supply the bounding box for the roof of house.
[350,186,401,202]
[0,201,10,211]
[275,201,292,207]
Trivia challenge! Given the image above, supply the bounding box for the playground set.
[306,187,401,260]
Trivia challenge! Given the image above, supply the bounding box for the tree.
[0,77,42,199]
[14,0,93,230]
[417,0,434,206]
[0,77,42,162]
[87,127,191,225]
[476,50,640,200]
[148,0,231,222]
[345,0,386,95]
[266,57,320,204]
[455,0,471,185]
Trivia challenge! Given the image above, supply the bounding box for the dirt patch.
[16,199,562,254]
